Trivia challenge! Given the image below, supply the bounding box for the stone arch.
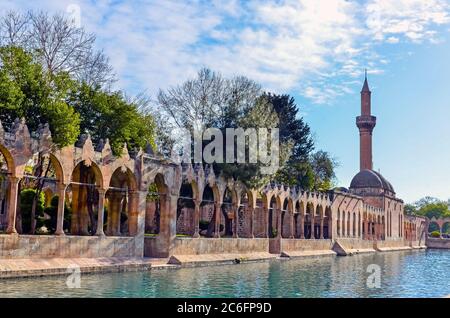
[305,202,314,239]
[0,144,15,175]
[220,187,235,237]
[237,190,252,237]
[145,172,169,236]
[341,210,346,238]
[428,221,440,234]
[324,206,332,239]
[280,197,291,238]
[176,181,195,236]
[268,194,279,238]
[67,161,105,235]
[105,167,138,237]
[199,183,216,237]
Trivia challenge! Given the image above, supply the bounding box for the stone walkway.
[0,257,173,279]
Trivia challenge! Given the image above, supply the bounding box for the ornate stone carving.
[101,138,113,164]
[81,134,95,167]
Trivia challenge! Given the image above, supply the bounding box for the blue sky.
[1,0,449,203]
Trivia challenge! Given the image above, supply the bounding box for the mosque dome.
[350,169,395,194]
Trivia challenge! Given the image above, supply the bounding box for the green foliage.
[67,83,156,155]
[309,151,338,191]
[147,183,159,201]
[408,196,450,219]
[430,231,441,238]
[0,46,80,147]
[404,204,417,216]
[19,188,45,234]
[43,195,72,234]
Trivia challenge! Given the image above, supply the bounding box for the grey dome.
[350,169,395,193]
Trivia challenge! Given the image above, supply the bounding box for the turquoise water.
[1,249,449,298]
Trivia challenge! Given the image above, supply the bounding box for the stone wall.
[281,239,333,251]
[0,234,141,259]
[336,238,375,250]
[426,238,450,249]
[144,237,269,257]
[376,238,408,249]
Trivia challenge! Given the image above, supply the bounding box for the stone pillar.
[95,189,106,236]
[6,176,20,234]
[300,214,305,239]
[127,190,141,236]
[233,204,239,238]
[310,213,315,239]
[213,202,221,238]
[276,209,282,238]
[193,199,201,238]
[250,206,255,238]
[55,183,68,236]
[320,217,324,239]
[363,220,368,240]
[289,212,295,239]
[264,205,269,238]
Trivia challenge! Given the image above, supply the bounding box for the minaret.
[356,70,376,171]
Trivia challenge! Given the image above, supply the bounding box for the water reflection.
[0,250,449,298]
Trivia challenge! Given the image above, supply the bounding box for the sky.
[1,0,449,203]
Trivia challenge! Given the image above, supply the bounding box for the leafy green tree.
[19,188,45,233]
[310,150,338,191]
[0,46,80,147]
[404,203,417,216]
[67,82,156,154]
[263,93,315,189]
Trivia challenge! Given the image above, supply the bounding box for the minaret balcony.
[356,115,376,130]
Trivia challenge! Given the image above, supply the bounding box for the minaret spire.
[356,71,376,171]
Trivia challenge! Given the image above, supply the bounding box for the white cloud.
[1,0,449,104]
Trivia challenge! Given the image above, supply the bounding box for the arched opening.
[0,148,11,232]
[305,203,314,239]
[341,211,346,238]
[428,221,440,234]
[294,201,304,238]
[336,209,341,237]
[268,195,278,238]
[199,184,215,237]
[358,212,361,238]
[238,191,252,237]
[314,205,322,239]
[324,207,332,239]
[281,198,290,238]
[17,154,62,234]
[352,212,356,237]
[176,182,195,236]
[347,211,351,237]
[145,173,168,237]
[254,192,265,238]
[442,222,450,237]
[220,188,234,237]
[105,168,137,237]
[66,161,103,235]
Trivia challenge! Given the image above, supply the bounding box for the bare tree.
[157,68,261,132]
[0,11,29,47]
[0,10,115,88]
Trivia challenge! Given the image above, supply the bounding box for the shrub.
[430,231,441,238]
[19,188,45,233]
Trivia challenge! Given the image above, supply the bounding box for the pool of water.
[1,249,449,298]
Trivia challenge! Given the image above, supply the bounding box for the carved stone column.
[193,199,201,238]
[6,176,20,234]
[95,189,106,236]
[320,217,324,239]
[55,183,68,236]
[300,214,305,239]
[213,202,221,238]
[233,204,239,238]
[310,213,315,239]
[289,212,295,239]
